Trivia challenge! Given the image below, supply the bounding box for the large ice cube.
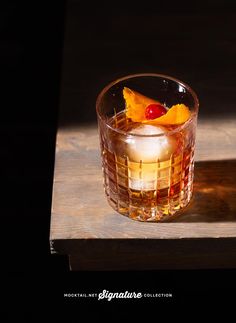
[125,125,176,191]
[126,124,175,163]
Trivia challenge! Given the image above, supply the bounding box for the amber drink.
[96,74,199,221]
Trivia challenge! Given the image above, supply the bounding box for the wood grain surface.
[50,118,236,269]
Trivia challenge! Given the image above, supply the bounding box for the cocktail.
[96,74,199,221]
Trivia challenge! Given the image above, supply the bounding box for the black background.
[1,0,236,319]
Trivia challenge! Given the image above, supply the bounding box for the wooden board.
[50,118,236,270]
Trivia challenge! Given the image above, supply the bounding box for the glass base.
[107,188,193,222]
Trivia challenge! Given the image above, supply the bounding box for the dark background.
[1,0,236,318]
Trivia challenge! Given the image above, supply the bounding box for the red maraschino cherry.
[145,104,167,120]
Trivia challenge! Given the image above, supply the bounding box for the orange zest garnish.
[143,104,191,125]
[123,87,191,125]
[123,87,160,122]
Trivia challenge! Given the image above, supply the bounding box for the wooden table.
[50,118,236,270]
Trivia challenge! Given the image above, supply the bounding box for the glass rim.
[96,73,199,137]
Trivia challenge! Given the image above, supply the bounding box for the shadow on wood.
[171,159,236,222]
[53,238,236,271]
